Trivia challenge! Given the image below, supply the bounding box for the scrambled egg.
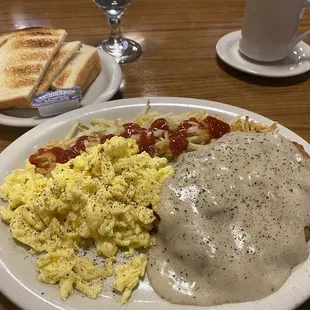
[113,254,147,304]
[37,248,108,300]
[0,137,173,302]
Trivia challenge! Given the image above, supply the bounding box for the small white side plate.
[0,46,122,127]
[216,30,310,78]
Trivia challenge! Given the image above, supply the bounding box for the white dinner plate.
[0,46,122,127]
[0,97,309,310]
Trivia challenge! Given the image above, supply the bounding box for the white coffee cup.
[239,0,310,62]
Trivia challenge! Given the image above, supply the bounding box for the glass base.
[97,38,141,63]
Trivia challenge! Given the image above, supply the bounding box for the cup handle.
[290,2,310,48]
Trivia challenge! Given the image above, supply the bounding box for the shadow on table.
[216,56,310,87]
[110,91,124,101]
[297,299,310,310]
[0,293,20,310]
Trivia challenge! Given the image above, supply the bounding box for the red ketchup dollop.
[100,134,115,144]
[150,118,169,131]
[29,147,69,169]
[169,117,204,157]
[203,116,231,139]
[29,136,93,170]
[70,136,90,155]
[139,131,156,157]
[37,148,47,155]
[178,117,204,132]
[169,131,188,157]
[121,123,144,138]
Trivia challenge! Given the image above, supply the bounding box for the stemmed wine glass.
[93,0,141,63]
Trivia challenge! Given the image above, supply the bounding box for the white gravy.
[147,132,310,306]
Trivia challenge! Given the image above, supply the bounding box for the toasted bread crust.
[0,28,65,48]
[36,41,81,94]
[0,93,32,109]
[74,51,100,91]
[52,46,100,91]
[18,51,51,62]
[6,77,38,89]
[0,34,9,47]
[4,63,44,77]
[82,61,101,93]
[12,37,60,49]
[54,69,71,87]
[0,27,65,38]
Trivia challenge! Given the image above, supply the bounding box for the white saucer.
[216,30,310,78]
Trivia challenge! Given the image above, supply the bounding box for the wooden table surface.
[0,0,310,309]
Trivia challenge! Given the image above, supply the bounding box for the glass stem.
[106,15,123,44]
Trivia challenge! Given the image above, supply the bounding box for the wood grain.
[0,0,310,309]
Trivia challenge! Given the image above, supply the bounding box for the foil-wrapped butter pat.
[32,87,83,117]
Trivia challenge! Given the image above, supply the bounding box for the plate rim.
[0,46,122,127]
[0,96,309,310]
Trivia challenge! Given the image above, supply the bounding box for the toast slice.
[0,27,67,109]
[81,61,101,93]
[36,41,82,94]
[51,45,100,93]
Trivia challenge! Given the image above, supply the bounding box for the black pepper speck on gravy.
[147,132,310,306]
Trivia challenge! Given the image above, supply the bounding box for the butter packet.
[32,87,83,117]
